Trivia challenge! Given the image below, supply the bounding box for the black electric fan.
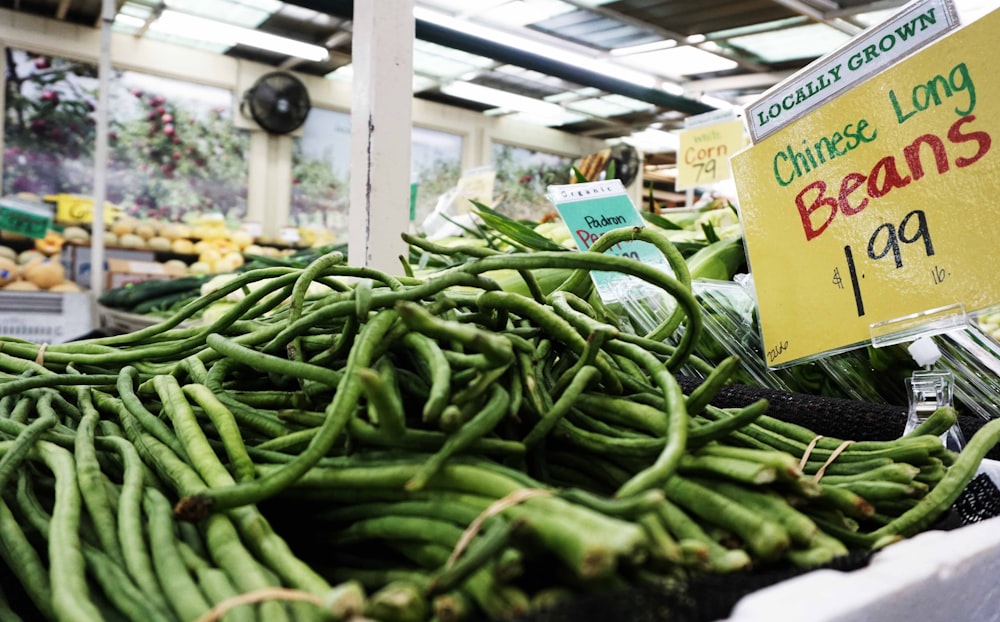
[241,71,312,135]
[609,143,641,187]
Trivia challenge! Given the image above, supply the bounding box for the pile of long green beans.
[1,226,999,622]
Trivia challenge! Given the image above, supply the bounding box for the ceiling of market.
[5,0,1000,160]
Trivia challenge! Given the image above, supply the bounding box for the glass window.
[2,49,250,224]
[290,107,351,238]
[491,142,573,221]
[411,126,462,226]
[291,112,462,241]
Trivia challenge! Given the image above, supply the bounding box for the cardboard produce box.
[61,245,156,288]
[104,258,187,290]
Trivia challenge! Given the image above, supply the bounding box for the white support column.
[245,130,270,236]
[89,0,114,296]
[265,134,293,238]
[245,131,292,242]
[348,0,414,270]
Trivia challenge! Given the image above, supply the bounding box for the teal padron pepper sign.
[547,180,676,326]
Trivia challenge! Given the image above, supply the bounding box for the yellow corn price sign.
[676,119,746,191]
[731,7,1000,367]
[46,194,121,225]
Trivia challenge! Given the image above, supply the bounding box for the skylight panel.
[567,97,633,117]
[164,0,277,28]
[481,0,576,27]
[726,22,852,63]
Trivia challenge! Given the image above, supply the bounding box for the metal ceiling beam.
[821,0,909,20]
[768,0,865,34]
[685,70,796,94]
[558,0,774,75]
[282,0,715,116]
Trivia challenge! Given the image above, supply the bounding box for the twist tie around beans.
[194,587,326,622]
[446,488,553,568]
[812,440,856,482]
[798,435,824,471]
[35,342,48,366]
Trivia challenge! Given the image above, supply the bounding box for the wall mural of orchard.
[491,143,572,221]
[3,49,249,223]
[292,108,462,241]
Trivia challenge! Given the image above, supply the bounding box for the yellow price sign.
[46,194,120,225]
[731,8,1000,367]
[676,119,746,190]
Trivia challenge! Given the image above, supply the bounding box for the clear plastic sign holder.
[869,303,1000,450]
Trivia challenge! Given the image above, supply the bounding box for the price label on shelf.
[731,6,1000,367]
[279,226,301,245]
[0,196,54,239]
[548,179,674,301]
[675,117,746,190]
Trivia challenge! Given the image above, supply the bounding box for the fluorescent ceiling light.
[503,110,587,127]
[661,81,686,96]
[618,46,738,77]
[622,128,679,154]
[610,39,676,57]
[699,94,738,111]
[441,80,580,125]
[442,81,564,115]
[602,93,655,112]
[151,9,329,62]
[325,64,353,82]
[114,13,145,30]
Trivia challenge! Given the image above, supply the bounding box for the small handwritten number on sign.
[843,209,934,318]
[867,209,934,269]
[693,159,718,183]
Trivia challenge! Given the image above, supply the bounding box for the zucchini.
[98,275,208,311]
[130,289,201,315]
